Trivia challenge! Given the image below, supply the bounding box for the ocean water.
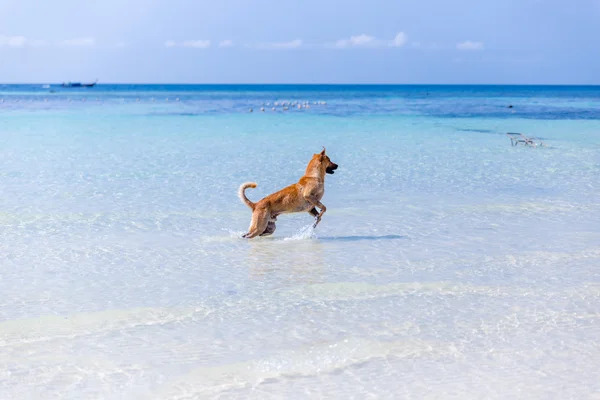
[1,84,600,399]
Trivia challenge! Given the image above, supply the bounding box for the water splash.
[227,229,247,238]
[283,223,317,241]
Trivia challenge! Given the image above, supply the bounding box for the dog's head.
[317,147,338,175]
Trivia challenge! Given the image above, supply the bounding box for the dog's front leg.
[304,197,326,228]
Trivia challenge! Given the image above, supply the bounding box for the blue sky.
[1,0,599,83]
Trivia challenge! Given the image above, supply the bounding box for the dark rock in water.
[508,105,513,108]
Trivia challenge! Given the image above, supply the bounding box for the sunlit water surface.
[1,85,599,399]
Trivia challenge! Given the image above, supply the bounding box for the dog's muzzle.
[326,163,338,174]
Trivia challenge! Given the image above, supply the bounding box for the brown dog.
[238,148,338,238]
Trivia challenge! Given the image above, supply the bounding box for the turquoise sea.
[1,84,600,399]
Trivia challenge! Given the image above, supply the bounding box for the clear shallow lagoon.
[1,85,599,399]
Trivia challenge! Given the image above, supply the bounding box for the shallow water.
[1,85,600,399]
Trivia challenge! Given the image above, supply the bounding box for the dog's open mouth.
[326,164,338,174]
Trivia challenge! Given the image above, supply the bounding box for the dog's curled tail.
[238,182,257,209]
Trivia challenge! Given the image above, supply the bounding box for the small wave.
[156,337,449,398]
[456,128,497,134]
[0,306,211,348]
[196,229,247,242]
[146,112,202,117]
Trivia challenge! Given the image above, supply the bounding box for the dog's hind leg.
[260,220,277,236]
[242,208,270,239]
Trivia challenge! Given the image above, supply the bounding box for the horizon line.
[2,82,600,86]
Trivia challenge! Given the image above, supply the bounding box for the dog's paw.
[312,216,322,228]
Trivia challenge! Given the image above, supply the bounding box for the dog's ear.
[320,147,326,158]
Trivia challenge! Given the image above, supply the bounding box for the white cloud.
[115,41,126,48]
[332,32,408,49]
[0,35,27,47]
[457,41,484,51]
[165,40,211,48]
[219,40,233,48]
[248,33,409,50]
[335,34,376,48]
[389,32,407,47]
[63,37,95,47]
[1,36,100,48]
[182,40,211,48]
[256,39,303,49]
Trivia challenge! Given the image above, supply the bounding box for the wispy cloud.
[331,32,408,48]
[255,39,303,49]
[182,40,210,48]
[0,35,27,47]
[165,40,211,48]
[334,34,376,48]
[457,41,484,51]
[389,32,408,47]
[1,36,111,48]
[63,37,95,47]
[218,40,233,48]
